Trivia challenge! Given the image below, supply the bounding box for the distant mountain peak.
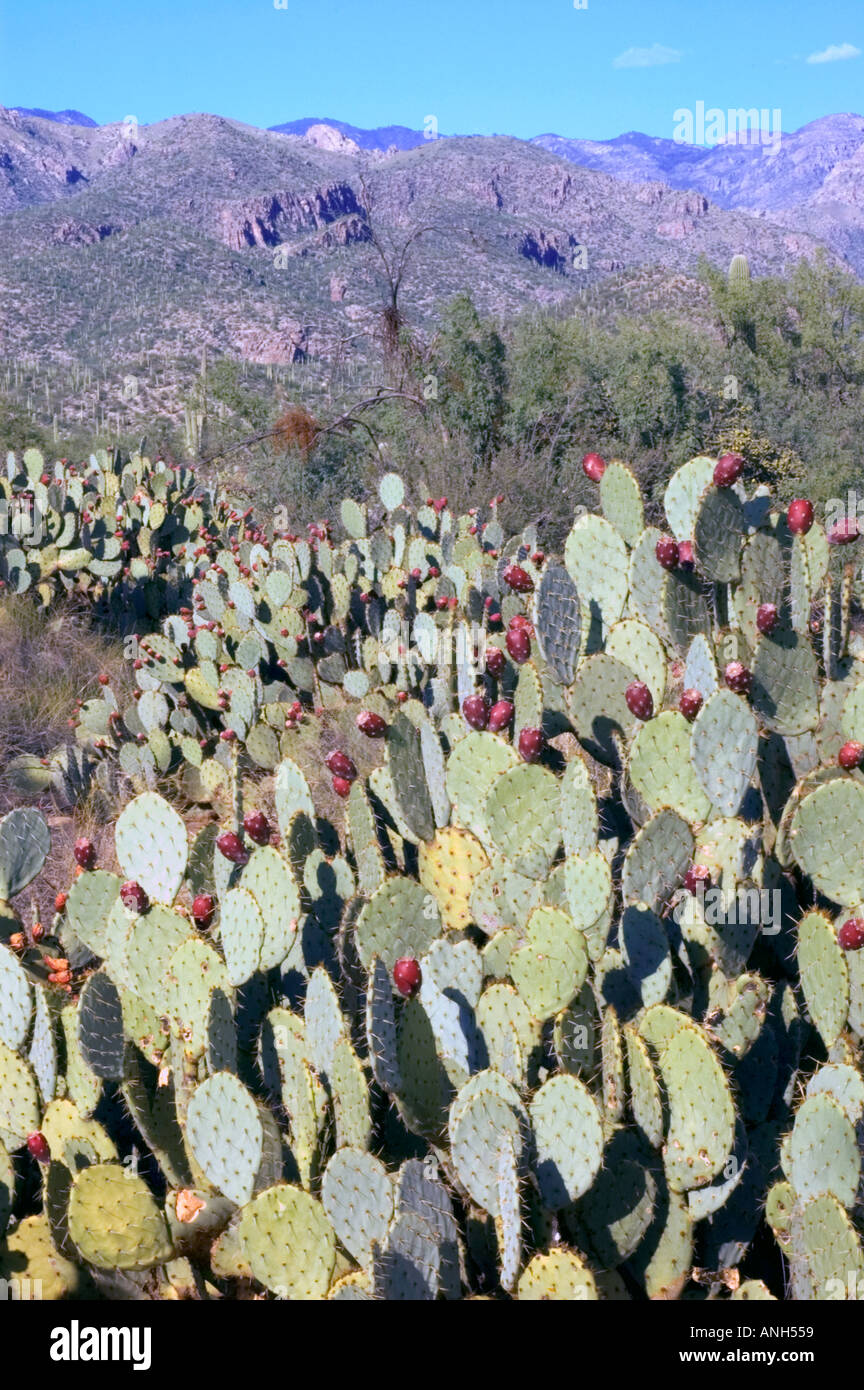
[10,107,98,128]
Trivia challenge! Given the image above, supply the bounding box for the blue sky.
[1,0,862,140]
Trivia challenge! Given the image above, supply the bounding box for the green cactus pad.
[322,1147,393,1265]
[629,712,713,824]
[0,808,50,900]
[355,875,442,971]
[570,653,638,767]
[239,1184,336,1298]
[533,564,581,685]
[693,484,743,581]
[622,809,693,912]
[484,764,561,880]
[662,569,711,653]
[115,792,187,904]
[186,1072,266,1205]
[788,1093,860,1207]
[77,970,125,1080]
[624,1024,664,1146]
[600,460,644,548]
[0,1041,40,1150]
[751,629,820,734]
[620,904,672,1007]
[656,1024,735,1192]
[690,690,758,818]
[517,1248,597,1300]
[530,1073,603,1206]
[449,1071,528,1215]
[67,1164,173,1270]
[564,512,629,644]
[789,1193,863,1300]
[798,911,849,1047]
[445,731,519,843]
[0,945,32,1052]
[790,779,864,905]
[510,905,588,1019]
[663,456,716,541]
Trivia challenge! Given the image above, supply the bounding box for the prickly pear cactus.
[2,450,864,1302]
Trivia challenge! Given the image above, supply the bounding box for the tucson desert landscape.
[2,0,864,1341]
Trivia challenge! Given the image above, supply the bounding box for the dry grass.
[0,595,131,813]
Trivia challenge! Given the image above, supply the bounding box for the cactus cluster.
[2,447,864,1300]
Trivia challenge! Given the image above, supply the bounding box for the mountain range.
[2,104,864,430]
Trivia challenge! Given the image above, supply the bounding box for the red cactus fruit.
[325,751,357,781]
[216,831,248,865]
[518,727,546,762]
[756,603,778,635]
[625,681,654,721]
[838,741,864,770]
[505,627,531,664]
[243,810,271,846]
[73,837,96,870]
[838,918,864,951]
[488,700,515,733]
[27,1132,51,1164]
[332,775,353,798]
[714,453,743,487]
[724,662,752,695]
[485,646,506,678]
[679,688,703,722]
[192,894,215,928]
[502,564,534,594]
[684,864,712,895]
[786,499,814,535]
[462,695,490,730]
[356,711,388,738]
[120,881,149,914]
[582,452,606,481]
[655,535,679,570]
[393,957,422,997]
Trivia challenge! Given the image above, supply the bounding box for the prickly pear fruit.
[684,864,711,895]
[756,603,778,635]
[192,894,215,928]
[462,695,490,730]
[724,662,752,695]
[503,564,534,594]
[839,741,864,770]
[243,810,271,846]
[714,453,743,487]
[54,891,67,913]
[787,499,814,535]
[216,831,248,865]
[485,646,506,678]
[325,751,357,781]
[827,518,859,545]
[73,837,96,870]
[625,681,654,721]
[655,535,679,570]
[838,918,864,951]
[393,958,422,997]
[582,452,606,482]
[357,711,387,738]
[488,699,514,732]
[518,727,545,762]
[332,775,353,798]
[120,881,149,914]
[678,540,694,569]
[505,627,531,664]
[679,688,703,721]
[27,1132,51,1164]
